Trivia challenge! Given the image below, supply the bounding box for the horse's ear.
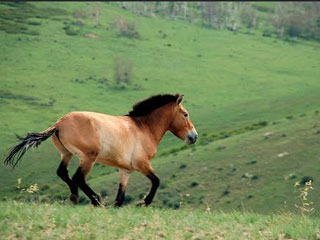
[176,94,184,104]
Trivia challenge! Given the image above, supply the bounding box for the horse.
[4,94,198,207]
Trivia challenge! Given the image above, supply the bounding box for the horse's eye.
[184,113,188,118]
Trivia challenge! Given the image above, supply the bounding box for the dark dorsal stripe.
[127,94,180,117]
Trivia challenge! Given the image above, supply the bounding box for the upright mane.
[127,94,180,117]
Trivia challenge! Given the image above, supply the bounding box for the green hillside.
[1,2,320,215]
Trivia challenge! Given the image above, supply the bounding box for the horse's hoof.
[91,201,101,207]
[112,202,122,208]
[91,195,103,207]
[70,194,78,204]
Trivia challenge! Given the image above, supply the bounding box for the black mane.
[127,94,180,117]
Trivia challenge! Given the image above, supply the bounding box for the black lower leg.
[72,167,101,206]
[114,183,126,207]
[56,162,78,203]
[144,172,160,206]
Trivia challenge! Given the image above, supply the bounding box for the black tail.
[4,127,56,169]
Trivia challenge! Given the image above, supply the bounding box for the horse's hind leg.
[114,169,131,207]
[56,154,79,204]
[72,157,101,206]
[52,134,78,204]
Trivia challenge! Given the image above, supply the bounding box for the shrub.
[113,57,133,85]
[251,175,259,180]
[162,199,168,205]
[112,16,140,39]
[258,120,268,126]
[179,164,187,169]
[100,189,108,198]
[78,196,89,204]
[159,183,167,189]
[63,25,80,36]
[300,176,314,185]
[262,30,272,37]
[222,190,230,196]
[27,21,41,26]
[123,195,133,204]
[272,3,320,40]
[248,160,257,165]
[172,203,180,209]
[190,181,199,187]
[240,4,258,29]
[41,184,50,191]
[216,145,226,151]
[73,9,87,19]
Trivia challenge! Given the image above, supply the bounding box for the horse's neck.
[140,106,173,145]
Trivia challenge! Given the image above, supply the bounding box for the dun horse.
[4,94,198,207]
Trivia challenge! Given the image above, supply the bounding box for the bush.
[112,16,140,39]
[63,25,80,36]
[251,175,259,180]
[27,21,41,26]
[222,190,230,196]
[113,57,133,85]
[248,160,257,165]
[190,182,199,187]
[262,30,272,37]
[300,176,314,185]
[73,9,87,19]
[258,120,268,126]
[179,164,187,169]
[100,189,108,198]
[240,4,258,29]
[159,183,167,189]
[123,195,133,204]
[272,3,320,40]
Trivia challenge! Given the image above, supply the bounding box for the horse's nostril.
[188,134,197,144]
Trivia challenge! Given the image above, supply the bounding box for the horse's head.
[169,94,198,144]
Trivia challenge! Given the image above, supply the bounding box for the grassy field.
[1,1,320,217]
[0,201,319,240]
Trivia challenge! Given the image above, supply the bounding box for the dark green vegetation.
[1,1,320,218]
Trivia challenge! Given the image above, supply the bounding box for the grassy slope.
[0,2,320,213]
[0,201,319,240]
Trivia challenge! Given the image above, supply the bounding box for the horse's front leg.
[137,163,160,207]
[114,169,131,207]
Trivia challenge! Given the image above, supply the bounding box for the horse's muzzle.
[186,129,198,144]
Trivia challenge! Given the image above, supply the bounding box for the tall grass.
[0,201,319,240]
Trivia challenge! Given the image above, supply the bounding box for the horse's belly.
[96,150,133,170]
